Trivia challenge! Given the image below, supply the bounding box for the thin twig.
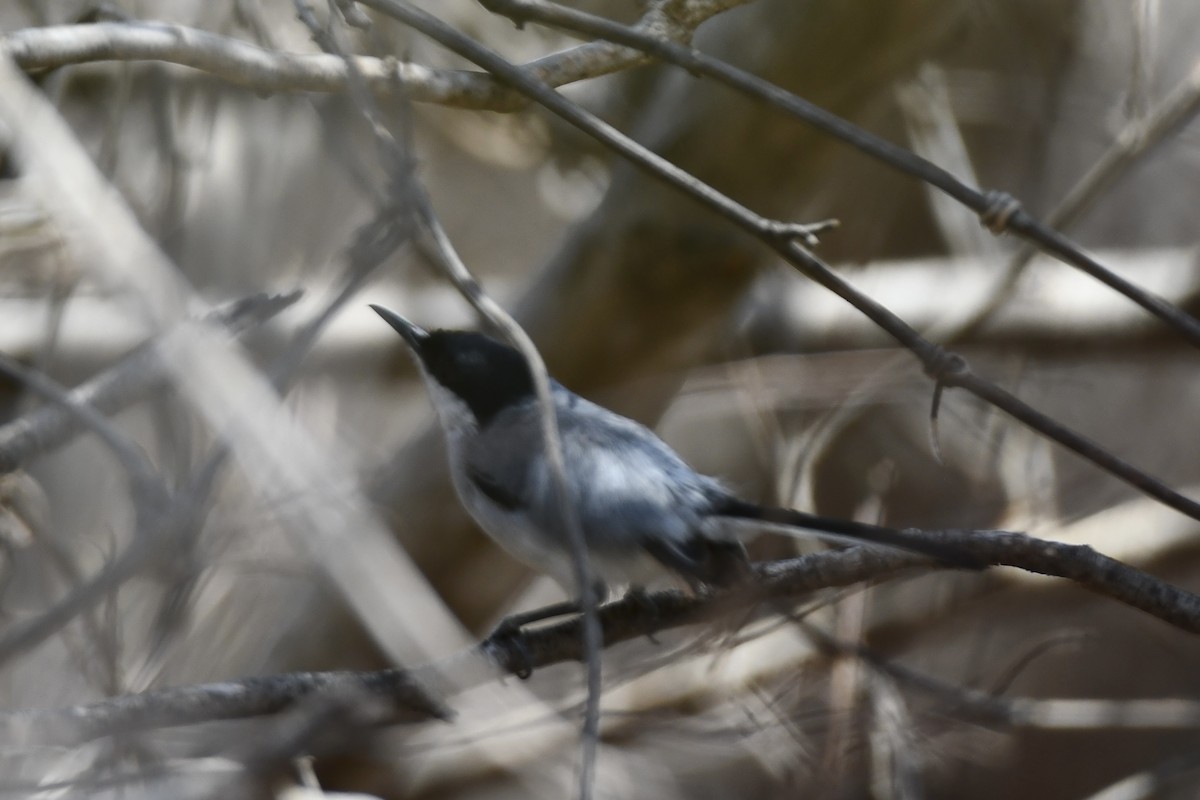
[0,667,449,748]
[0,355,161,497]
[0,356,173,664]
[413,192,605,800]
[293,3,604,794]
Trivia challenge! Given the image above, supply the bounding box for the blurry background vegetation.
[2,0,1200,797]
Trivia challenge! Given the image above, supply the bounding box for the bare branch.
[484,532,1200,678]
[412,197,607,798]
[477,0,1200,348]
[0,668,449,748]
[7,528,1200,748]
[0,356,161,500]
[3,20,510,108]
[1,1,751,111]
[0,354,171,664]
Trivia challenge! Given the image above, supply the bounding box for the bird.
[371,304,978,605]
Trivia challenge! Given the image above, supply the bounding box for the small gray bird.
[372,305,975,600]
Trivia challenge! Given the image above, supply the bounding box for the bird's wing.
[464,392,748,585]
[465,393,718,541]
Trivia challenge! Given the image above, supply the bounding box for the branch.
[2,20,509,107]
[478,0,1200,349]
[6,528,1200,747]
[2,2,750,111]
[485,531,1200,677]
[0,352,173,665]
[0,668,449,748]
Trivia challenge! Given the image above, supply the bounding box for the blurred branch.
[802,622,1200,733]
[409,189,607,796]
[2,0,749,111]
[0,354,162,495]
[1009,698,1200,729]
[155,200,414,659]
[954,50,1200,339]
[744,247,1200,350]
[0,43,462,672]
[0,526,158,666]
[0,354,172,664]
[1080,757,1200,800]
[291,2,606,791]
[0,667,449,748]
[0,290,302,474]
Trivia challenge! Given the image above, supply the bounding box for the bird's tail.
[713,497,985,570]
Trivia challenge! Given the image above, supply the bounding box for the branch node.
[979,190,1022,234]
[921,345,969,386]
[482,628,535,680]
[762,217,840,248]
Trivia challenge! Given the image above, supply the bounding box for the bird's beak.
[370,304,428,351]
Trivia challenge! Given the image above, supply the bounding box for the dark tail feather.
[714,498,985,570]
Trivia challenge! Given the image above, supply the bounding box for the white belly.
[450,462,660,596]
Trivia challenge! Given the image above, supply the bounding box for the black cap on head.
[371,304,535,425]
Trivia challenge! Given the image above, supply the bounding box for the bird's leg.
[485,580,609,679]
[491,599,584,635]
[620,585,662,644]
